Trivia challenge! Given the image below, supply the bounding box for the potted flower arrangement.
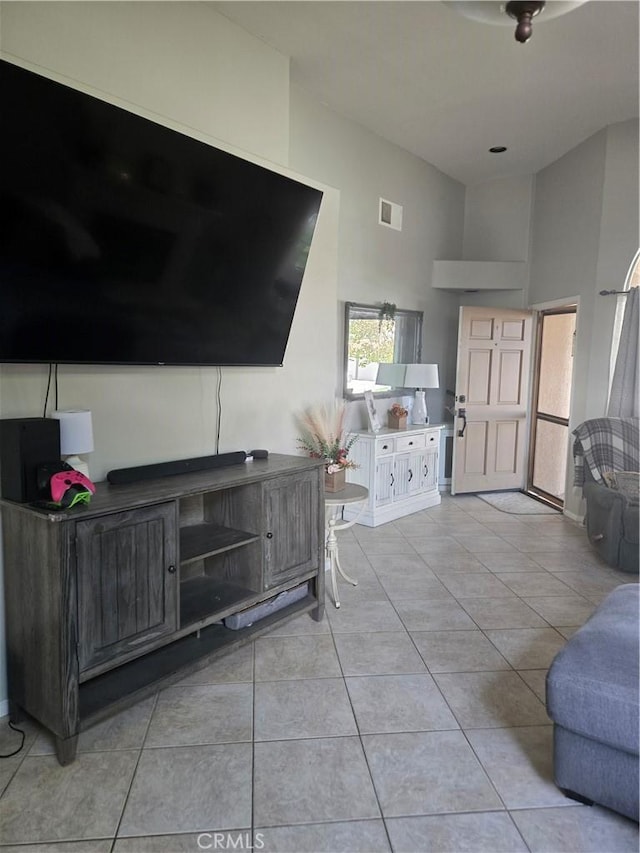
[297,401,358,492]
[388,402,408,430]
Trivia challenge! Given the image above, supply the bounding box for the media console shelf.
[1,454,324,765]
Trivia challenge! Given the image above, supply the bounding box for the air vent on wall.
[379,198,403,231]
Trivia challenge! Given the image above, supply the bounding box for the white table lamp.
[53,410,94,478]
[403,364,439,424]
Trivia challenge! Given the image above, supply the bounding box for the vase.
[388,414,407,430]
[325,467,346,492]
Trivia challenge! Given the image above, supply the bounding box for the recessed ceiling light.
[489,146,508,153]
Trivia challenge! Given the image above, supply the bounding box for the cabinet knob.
[408,469,413,482]
[167,565,177,574]
[382,444,389,450]
[266,532,273,539]
[408,440,414,446]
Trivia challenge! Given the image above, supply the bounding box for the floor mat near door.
[477,491,559,514]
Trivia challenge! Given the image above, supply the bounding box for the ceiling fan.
[444,1,588,43]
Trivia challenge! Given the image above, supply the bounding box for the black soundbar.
[107,451,248,485]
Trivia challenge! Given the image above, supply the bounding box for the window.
[343,302,423,399]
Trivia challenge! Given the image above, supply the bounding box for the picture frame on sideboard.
[364,391,381,433]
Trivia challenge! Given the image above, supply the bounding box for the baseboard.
[563,509,585,525]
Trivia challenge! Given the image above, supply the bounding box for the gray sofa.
[546,584,639,821]
[573,417,639,573]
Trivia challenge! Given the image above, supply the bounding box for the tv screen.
[0,60,323,366]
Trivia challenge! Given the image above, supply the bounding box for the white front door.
[452,306,533,495]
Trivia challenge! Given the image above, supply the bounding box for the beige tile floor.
[0,493,638,852]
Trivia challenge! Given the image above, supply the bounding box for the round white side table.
[324,483,369,608]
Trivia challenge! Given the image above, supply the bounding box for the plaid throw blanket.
[573,417,640,486]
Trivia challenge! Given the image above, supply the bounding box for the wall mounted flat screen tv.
[0,60,323,366]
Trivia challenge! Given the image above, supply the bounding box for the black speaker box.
[0,418,61,503]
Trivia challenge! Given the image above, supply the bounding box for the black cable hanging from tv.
[0,720,25,759]
[42,363,60,417]
[42,364,53,417]
[215,367,223,455]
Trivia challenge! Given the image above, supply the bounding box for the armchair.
[573,418,639,573]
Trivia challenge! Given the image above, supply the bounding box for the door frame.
[526,296,581,510]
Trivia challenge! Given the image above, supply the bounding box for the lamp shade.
[403,364,439,389]
[375,363,407,387]
[53,410,94,455]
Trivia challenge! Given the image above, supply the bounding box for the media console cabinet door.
[263,471,320,589]
[76,503,178,674]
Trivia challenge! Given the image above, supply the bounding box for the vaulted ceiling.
[213,1,639,185]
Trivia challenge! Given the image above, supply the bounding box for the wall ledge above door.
[432,260,527,292]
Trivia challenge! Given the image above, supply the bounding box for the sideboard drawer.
[396,433,426,452]
[376,438,395,456]
[426,431,439,446]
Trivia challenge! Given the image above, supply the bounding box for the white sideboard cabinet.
[345,425,443,526]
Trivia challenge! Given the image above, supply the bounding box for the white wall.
[463,175,533,263]
[590,120,640,412]
[448,125,638,518]
[529,120,639,517]
[1,1,633,712]
[0,1,468,710]
[1,1,291,167]
[529,131,606,308]
[289,86,465,427]
[0,1,340,710]
[0,0,342,473]
[447,175,534,310]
